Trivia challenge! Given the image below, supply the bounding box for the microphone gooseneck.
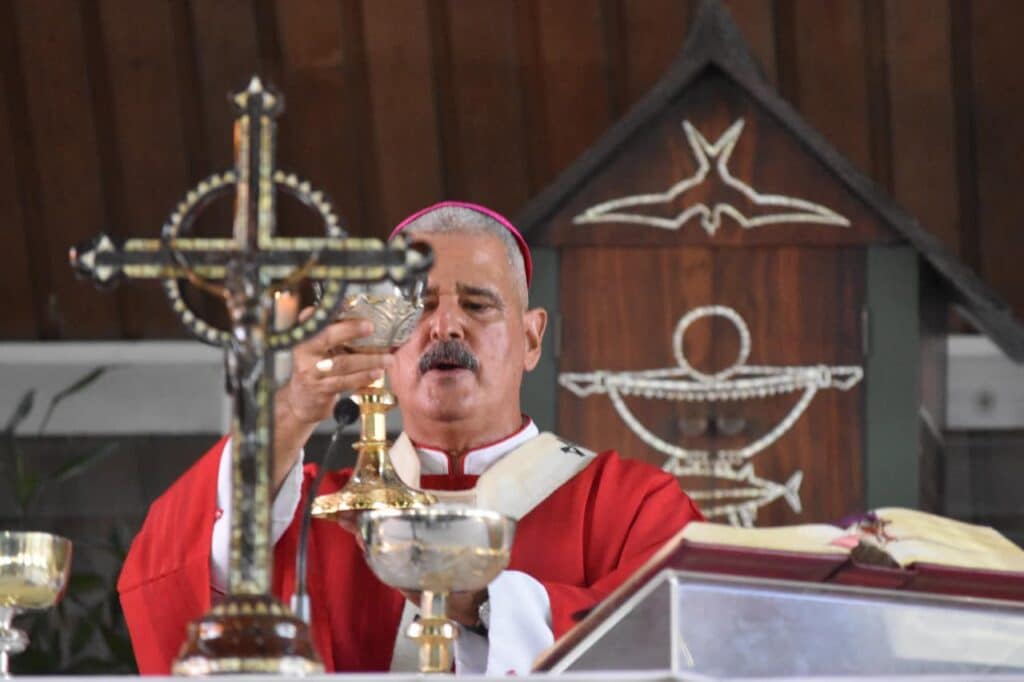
[291,397,361,623]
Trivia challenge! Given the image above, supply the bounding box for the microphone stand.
[291,397,361,624]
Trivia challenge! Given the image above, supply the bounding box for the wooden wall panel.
[189,0,263,175]
[95,0,194,338]
[558,245,865,525]
[362,0,445,230]
[0,4,37,338]
[949,0,980,275]
[12,0,121,339]
[532,0,612,182]
[548,73,897,248]
[181,0,262,329]
[620,0,694,105]
[274,0,380,236]
[884,0,960,256]
[441,0,531,214]
[970,0,1024,322]
[3,1,1024,337]
[784,0,872,172]
[711,247,865,525]
[723,0,777,85]
[558,247,715,469]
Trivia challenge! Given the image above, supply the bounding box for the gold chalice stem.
[407,591,458,673]
[0,607,28,678]
[311,377,435,530]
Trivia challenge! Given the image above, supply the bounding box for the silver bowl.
[335,282,423,354]
[360,506,515,594]
[359,507,515,673]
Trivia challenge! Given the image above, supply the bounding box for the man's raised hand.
[281,308,394,425]
[272,307,394,491]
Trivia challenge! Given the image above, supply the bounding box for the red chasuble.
[118,437,703,674]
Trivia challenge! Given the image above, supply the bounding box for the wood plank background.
[559,244,865,525]
[0,0,1021,340]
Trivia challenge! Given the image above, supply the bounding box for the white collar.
[415,419,539,475]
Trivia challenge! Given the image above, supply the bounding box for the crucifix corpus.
[69,77,431,675]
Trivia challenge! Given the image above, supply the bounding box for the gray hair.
[402,205,529,305]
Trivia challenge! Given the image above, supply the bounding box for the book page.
[681,521,850,556]
[874,508,1024,572]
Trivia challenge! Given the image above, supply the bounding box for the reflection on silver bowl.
[360,506,515,593]
[312,279,425,354]
[340,291,423,354]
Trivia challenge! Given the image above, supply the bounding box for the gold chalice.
[360,506,515,673]
[0,532,72,677]
[311,279,436,531]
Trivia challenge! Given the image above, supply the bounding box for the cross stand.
[70,77,431,675]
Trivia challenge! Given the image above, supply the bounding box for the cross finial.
[232,75,282,117]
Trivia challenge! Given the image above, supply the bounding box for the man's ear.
[522,307,548,372]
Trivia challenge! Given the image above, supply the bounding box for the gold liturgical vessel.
[311,282,436,531]
[0,531,72,676]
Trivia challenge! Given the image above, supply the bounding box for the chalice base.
[173,594,322,676]
[0,619,28,679]
[313,480,436,533]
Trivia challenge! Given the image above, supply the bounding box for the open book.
[535,510,1024,673]
[680,507,1024,573]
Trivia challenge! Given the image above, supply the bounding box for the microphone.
[291,397,360,623]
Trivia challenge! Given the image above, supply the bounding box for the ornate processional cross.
[70,77,430,674]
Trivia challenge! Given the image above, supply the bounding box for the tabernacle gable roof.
[517,0,1024,362]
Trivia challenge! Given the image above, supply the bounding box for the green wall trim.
[521,247,559,432]
[865,246,920,509]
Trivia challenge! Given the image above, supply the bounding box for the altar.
[16,564,1024,679]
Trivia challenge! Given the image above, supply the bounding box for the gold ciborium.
[311,280,436,531]
[0,532,72,677]
[360,506,515,673]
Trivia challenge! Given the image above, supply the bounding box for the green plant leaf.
[100,623,136,666]
[48,441,120,487]
[69,619,97,657]
[37,366,113,434]
[108,524,130,559]
[2,438,26,512]
[14,468,41,515]
[66,572,108,600]
[68,657,118,674]
[70,572,108,591]
[10,648,55,674]
[4,389,35,433]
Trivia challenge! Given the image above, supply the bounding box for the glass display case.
[538,570,1024,677]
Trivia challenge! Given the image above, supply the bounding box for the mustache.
[418,340,480,375]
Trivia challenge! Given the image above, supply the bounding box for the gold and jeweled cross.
[70,76,430,674]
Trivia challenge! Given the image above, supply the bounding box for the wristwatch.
[477,596,491,630]
[465,596,490,637]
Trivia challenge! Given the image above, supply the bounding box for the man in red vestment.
[118,202,703,674]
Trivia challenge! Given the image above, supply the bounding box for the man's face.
[388,231,545,433]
